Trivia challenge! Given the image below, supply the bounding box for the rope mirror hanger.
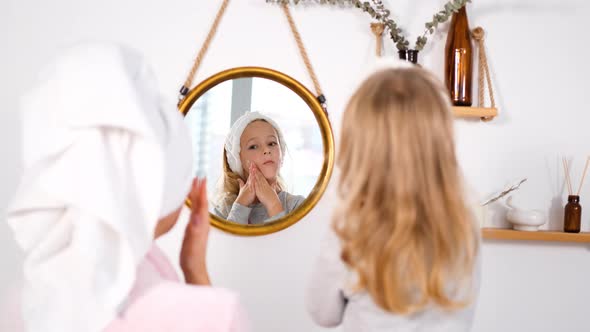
[177,0,328,113]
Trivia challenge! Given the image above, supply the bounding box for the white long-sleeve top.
[306,229,481,332]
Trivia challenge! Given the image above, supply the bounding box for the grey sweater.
[213,191,305,224]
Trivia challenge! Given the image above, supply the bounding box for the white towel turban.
[5,42,193,332]
[224,111,286,178]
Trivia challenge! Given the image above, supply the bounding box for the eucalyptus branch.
[415,0,471,50]
[267,0,472,51]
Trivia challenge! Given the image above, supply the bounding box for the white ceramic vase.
[504,196,546,231]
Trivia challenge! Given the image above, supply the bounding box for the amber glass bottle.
[445,6,473,106]
[564,195,582,233]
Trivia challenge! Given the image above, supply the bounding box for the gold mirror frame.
[178,67,334,236]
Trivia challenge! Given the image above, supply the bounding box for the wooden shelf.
[453,106,497,120]
[482,228,590,243]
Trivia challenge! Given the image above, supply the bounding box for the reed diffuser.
[562,157,590,233]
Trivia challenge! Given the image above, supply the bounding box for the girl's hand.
[236,161,257,206]
[253,166,284,217]
[180,178,211,286]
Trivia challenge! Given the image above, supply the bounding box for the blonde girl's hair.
[333,67,479,315]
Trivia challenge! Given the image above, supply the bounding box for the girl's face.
[239,120,282,181]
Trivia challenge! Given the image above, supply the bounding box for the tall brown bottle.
[445,6,473,106]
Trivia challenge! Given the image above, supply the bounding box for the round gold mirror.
[178,67,334,236]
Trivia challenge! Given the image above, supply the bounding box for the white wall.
[2,0,590,331]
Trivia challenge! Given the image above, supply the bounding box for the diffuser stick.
[563,157,573,195]
[576,156,590,195]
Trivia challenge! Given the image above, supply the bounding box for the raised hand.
[180,178,211,285]
[253,165,284,217]
[236,161,257,207]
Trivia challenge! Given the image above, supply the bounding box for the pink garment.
[124,243,182,307]
[2,244,247,332]
[0,281,25,332]
[104,244,248,332]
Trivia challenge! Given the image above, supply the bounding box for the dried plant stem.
[481,178,527,206]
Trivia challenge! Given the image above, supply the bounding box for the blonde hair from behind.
[333,66,479,315]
